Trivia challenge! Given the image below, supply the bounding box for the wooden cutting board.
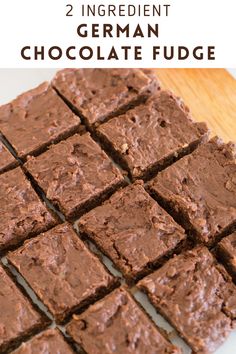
[156,69,236,142]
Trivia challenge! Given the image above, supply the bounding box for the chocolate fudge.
[12,328,74,354]
[0,167,57,252]
[66,287,180,354]
[7,223,118,323]
[217,232,236,282]
[0,140,17,174]
[0,82,81,159]
[97,90,209,180]
[52,68,159,128]
[138,246,236,353]
[148,137,236,246]
[79,181,186,283]
[0,266,48,353]
[24,133,125,220]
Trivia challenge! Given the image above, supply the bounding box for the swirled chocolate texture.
[0,167,57,252]
[7,223,118,323]
[52,68,159,128]
[0,266,47,353]
[217,232,236,282]
[79,181,186,283]
[148,137,236,246]
[0,82,81,159]
[24,133,125,220]
[138,246,236,353]
[12,329,74,354]
[67,287,180,354]
[97,90,209,180]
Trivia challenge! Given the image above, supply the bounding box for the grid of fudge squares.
[217,232,236,282]
[0,166,58,252]
[79,181,186,283]
[12,328,74,354]
[7,223,118,323]
[96,90,209,180]
[0,265,48,353]
[148,137,236,246]
[52,68,159,128]
[138,246,236,354]
[0,82,81,160]
[24,132,125,220]
[66,287,180,354]
[0,139,18,174]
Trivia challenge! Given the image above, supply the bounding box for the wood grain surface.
[156,69,236,142]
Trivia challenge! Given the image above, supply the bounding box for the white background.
[0,0,235,67]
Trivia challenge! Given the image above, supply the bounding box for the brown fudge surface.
[66,287,180,354]
[12,328,74,354]
[0,266,47,353]
[0,167,57,252]
[79,181,186,283]
[148,137,236,246]
[138,246,236,353]
[52,68,159,128]
[0,140,17,174]
[24,133,125,220]
[7,223,117,323]
[0,82,81,159]
[97,90,209,180]
[217,232,236,282]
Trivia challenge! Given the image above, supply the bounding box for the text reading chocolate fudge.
[12,328,74,354]
[0,266,48,353]
[66,287,180,354]
[0,140,17,174]
[25,133,125,219]
[52,68,159,128]
[0,82,81,159]
[7,223,118,323]
[138,246,236,353]
[97,90,209,180]
[217,232,236,282]
[0,167,57,252]
[79,182,186,283]
[148,137,236,246]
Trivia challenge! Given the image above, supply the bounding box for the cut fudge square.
[97,90,209,180]
[0,82,81,159]
[0,167,57,252]
[24,133,125,220]
[138,246,236,354]
[12,328,74,354]
[52,68,159,128]
[0,266,48,353]
[148,137,236,246]
[217,232,236,282]
[0,140,17,174]
[66,287,180,354]
[79,181,186,283]
[7,223,118,323]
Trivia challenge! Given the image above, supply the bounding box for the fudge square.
[79,181,186,283]
[66,287,180,354]
[0,140,17,174]
[217,232,236,282]
[0,82,81,159]
[0,266,48,353]
[148,137,236,246]
[12,329,74,354]
[97,90,209,180]
[0,167,57,252]
[52,68,159,128]
[138,246,236,354]
[7,223,118,323]
[24,132,125,220]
